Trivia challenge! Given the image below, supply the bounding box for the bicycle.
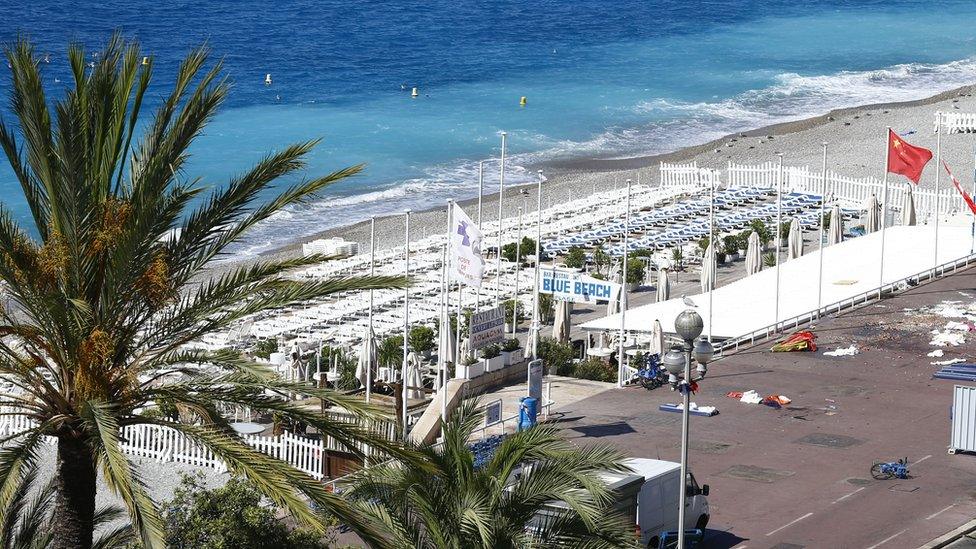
[870,457,910,480]
[635,353,668,390]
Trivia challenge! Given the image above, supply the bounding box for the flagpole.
[443,200,453,425]
[366,216,375,403]
[879,128,891,299]
[707,169,715,343]
[401,210,411,440]
[816,144,827,319]
[774,154,783,333]
[496,132,507,308]
[617,178,632,388]
[477,161,484,311]
[438,239,448,427]
[972,145,975,255]
[531,170,544,359]
[513,206,523,337]
[934,114,942,276]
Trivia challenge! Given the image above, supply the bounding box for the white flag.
[450,203,485,288]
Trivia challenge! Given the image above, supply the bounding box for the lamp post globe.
[693,337,714,365]
[675,309,704,343]
[662,346,686,377]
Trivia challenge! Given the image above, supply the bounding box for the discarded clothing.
[824,345,859,357]
[771,331,817,352]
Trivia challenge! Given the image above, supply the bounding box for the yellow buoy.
[411,87,419,98]
[141,56,149,66]
[520,96,527,106]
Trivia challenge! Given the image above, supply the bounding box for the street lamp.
[662,308,714,548]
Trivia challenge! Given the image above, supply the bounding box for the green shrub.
[670,247,684,270]
[252,339,278,359]
[626,257,645,285]
[779,221,791,240]
[537,337,575,376]
[480,344,501,359]
[572,358,616,382]
[378,335,404,368]
[632,248,654,258]
[502,338,521,352]
[592,246,610,276]
[748,219,771,245]
[538,293,555,324]
[501,236,542,263]
[503,298,526,325]
[722,235,739,256]
[564,247,587,269]
[762,251,776,267]
[163,474,332,549]
[409,325,436,355]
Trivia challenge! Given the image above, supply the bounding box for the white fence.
[660,162,701,188]
[936,111,976,134]
[726,161,960,221]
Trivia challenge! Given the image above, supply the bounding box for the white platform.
[582,224,976,339]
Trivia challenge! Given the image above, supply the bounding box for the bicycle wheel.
[870,463,891,480]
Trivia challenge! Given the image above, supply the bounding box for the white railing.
[660,161,701,188]
[727,161,779,189]
[936,111,976,134]
[716,252,976,356]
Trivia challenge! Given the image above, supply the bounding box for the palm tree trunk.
[51,436,96,549]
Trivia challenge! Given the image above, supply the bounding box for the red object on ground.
[726,391,744,399]
[771,331,818,352]
[887,129,932,184]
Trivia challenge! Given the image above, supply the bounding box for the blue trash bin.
[518,397,538,431]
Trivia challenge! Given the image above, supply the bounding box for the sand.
[206,84,976,278]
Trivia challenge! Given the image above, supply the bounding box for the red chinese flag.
[943,160,976,216]
[887,129,932,184]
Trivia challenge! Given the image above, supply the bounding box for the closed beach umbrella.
[355,328,377,388]
[607,271,623,316]
[745,231,762,275]
[787,217,803,260]
[699,243,715,294]
[829,205,843,245]
[865,194,880,233]
[552,299,572,343]
[649,319,665,356]
[439,314,456,366]
[902,187,917,226]
[656,268,670,302]
[406,352,424,400]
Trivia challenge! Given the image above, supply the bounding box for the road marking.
[832,486,866,504]
[765,512,814,536]
[864,528,907,549]
[926,504,955,520]
[915,454,933,465]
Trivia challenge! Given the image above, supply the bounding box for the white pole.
[513,206,523,337]
[438,239,448,426]
[496,132,507,308]
[935,114,942,275]
[401,210,411,440]
[477,161,484,311]
[879,128,891,299]
[366,216,375,403]
[617,178,632,388]
[531,170,544,359]
[442,200,453,425]
[676,349,691,549]
[774,155,783,332]
[972,145,975,255]
[816,144,827,319]
[707,169,715,342]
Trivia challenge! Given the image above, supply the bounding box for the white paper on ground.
[945,321,971,332]
[930,331,966,347]
[824,345,859,357]
[927,349,945,358]
[931,358,966,366]
[674,402,717,414]
[740,390,763,404]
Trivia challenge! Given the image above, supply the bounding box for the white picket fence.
[0,409,401,481]
[936,111,976,134]
[726,161,960,221]
[660,161,701,188]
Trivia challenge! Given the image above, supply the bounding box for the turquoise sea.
[2,1,975,255]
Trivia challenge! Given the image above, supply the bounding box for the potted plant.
[500,338,524,366]
[723,235,740,261]
[481,343,504,372]
[409,325,436,359]
[626,257,645,291]
[456,353,484,379]
[779,221,791,248]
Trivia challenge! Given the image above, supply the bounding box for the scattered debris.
[930,330,966,347]
[928,349,945,358]
[932,358,966,366]
[771,331,817,352]
[725,391,791,408]
[824,345,859,357]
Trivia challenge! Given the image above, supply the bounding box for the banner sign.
[450,204,485,288]
[527,359,543,401]
[469,305,505,350]
[540,269,620,304]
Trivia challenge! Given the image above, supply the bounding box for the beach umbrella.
[699,243,715,294]
[354,328,377,388]
[787,217,803,260]
[902,187,917,226]
[648,319,665,356]
[607,271,623,316]
[406,352,424,400]
[865,194,880,233]
[745,231,762,275]
[438,314,456,366]
[598,331,608,349]
[829,205,843,245]
[656,268,670,302]
[527,324,539,359]
[552,299,572,343]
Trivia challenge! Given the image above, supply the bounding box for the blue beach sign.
[540,269,620,304]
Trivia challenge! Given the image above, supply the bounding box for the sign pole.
[816,144,827,319]
[531,170,544,359]
[774,155,783,332]
[476,160,484,312]
[442,201,453,425]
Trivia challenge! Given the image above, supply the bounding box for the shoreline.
[225,83,976,271]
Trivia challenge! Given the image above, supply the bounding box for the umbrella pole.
[367,216,375,403]
[817,144,827,319]
[879,128,891,300]
[442,201,454,426]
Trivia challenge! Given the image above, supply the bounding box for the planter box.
[501,348,524,366]
[482,355,505,372]
[456,360,485,379]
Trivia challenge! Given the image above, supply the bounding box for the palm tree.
[344,401,636,548]
[0,36,409,548]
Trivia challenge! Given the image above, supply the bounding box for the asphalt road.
[551,268,976,549]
